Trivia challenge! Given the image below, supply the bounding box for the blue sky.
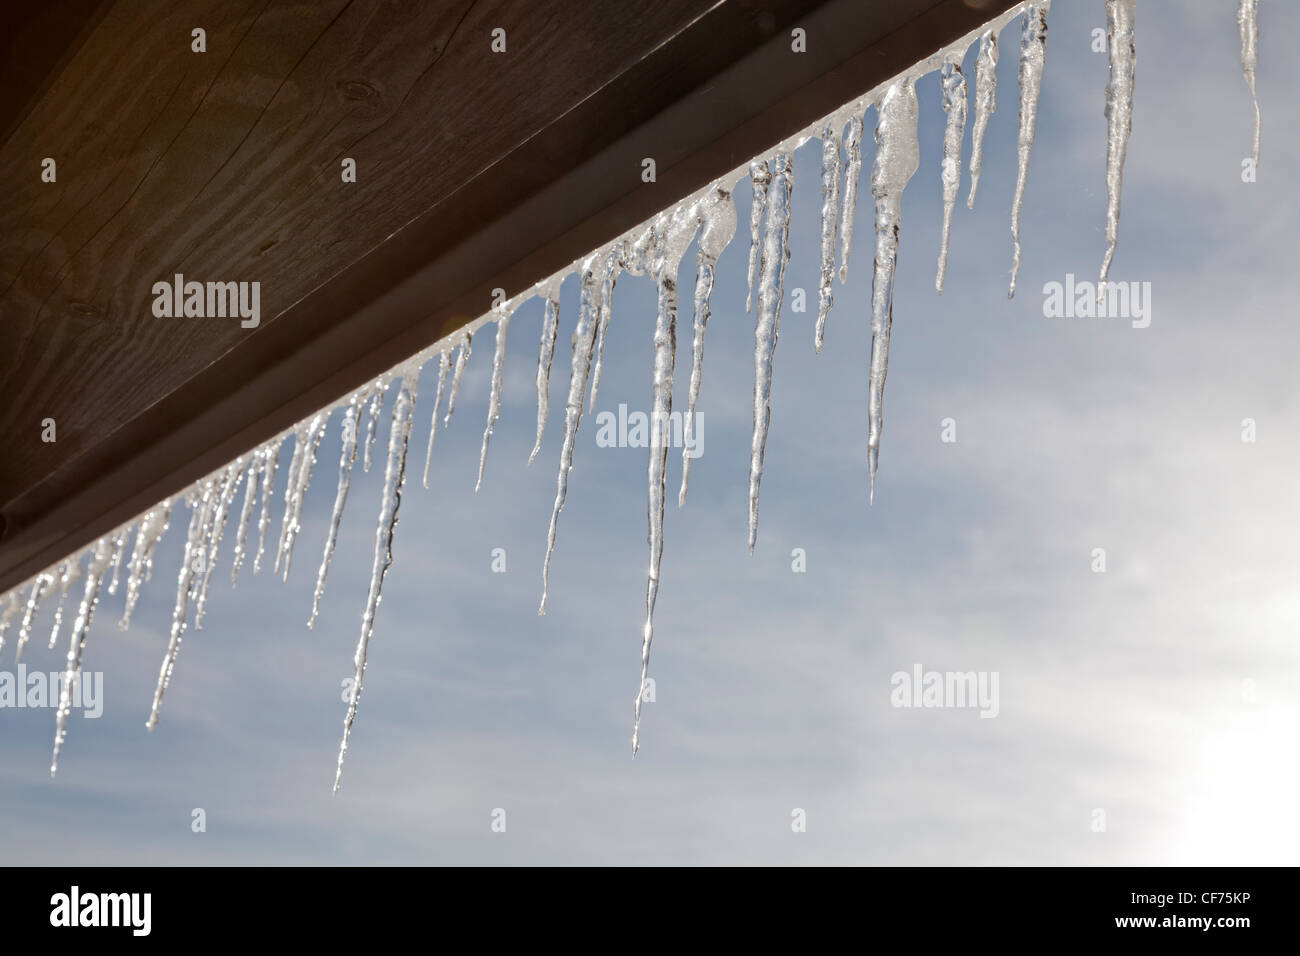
[2,0,1297,865]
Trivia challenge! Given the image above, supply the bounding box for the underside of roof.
[0,0,1019,594]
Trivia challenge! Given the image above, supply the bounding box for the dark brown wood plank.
[0,0,114,145]
[0,0,1020,593]
[0,0,724,500]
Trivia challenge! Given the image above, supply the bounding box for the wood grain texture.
[0,0,1020,592]
[0,0,723,515]
[0,0,704,486]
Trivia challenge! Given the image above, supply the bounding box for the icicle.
[120,501,173,629]
[968,31,998,209]
[444,333,472,428]
[1009,1,1050,299]
[194,458,245,629]
[274,428,306,576]
[815,123,842,352]
[15,572,55,662]
[362,387,384,473]
[838,113,864,284]
[539,251,611,615]
[310,398,363,628]
[748,152,794,554]
[47,559,82,650]
[633,209,698,754]
[254,442,280,574]
[1238,0,1259,165]
[230,448,264,584]
[146,481,217,731]
[1098,0,1136,295]
[122,525,149,610]
[422,357,450,488]
[745,160,771,313]
[333,366,420,794]
[286,416,329,580]
[105,526,130,597]
[0,590,20,656]
[530,279,563,463]
[622,226,657,280]
[936,52,968,293]
[588,263,620,413]
[278,413,329,581]
[680,187,736,507]
[476,309,513,491]
[868,79,921,502]
[142,509,171,582]
[45,562,69,650]
[51,536,112,776]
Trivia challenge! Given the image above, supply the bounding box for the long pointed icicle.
[476,310,513,492]
[592,242,634,411]
[279,413,329,582]
[1009,1,1050,299]
[231,448,264,585]
[838,113,864,284]
[362,387,384,473]
[310,398,363,628]
[51,537,113,776]
[15,572,54,661]
[105,526,130,597]
[936,51,968,293]
[274,429,307,576]
[588,264,620,412]
[254,442,280,574]
[680,187,736,507]
[634,210,698,754]
[44,562,70,651]
[47,559,81,650]
[1238,0,1259,165]
[539,252,609,615]
[748,152,794,554]
[531,279,562,462]
[444,333,472,428]
[968,31,998,209]
[815,123,842,352]
[120,502,172,629]
[147,482,216,731]
[1098,0,1136,295]
[745,160,770,313]
[334,366,420,794]
[422,358,450,488]
[195,458,245,629]
[868,79,921,502]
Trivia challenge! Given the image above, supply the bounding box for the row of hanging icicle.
[0,0,1264,786]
